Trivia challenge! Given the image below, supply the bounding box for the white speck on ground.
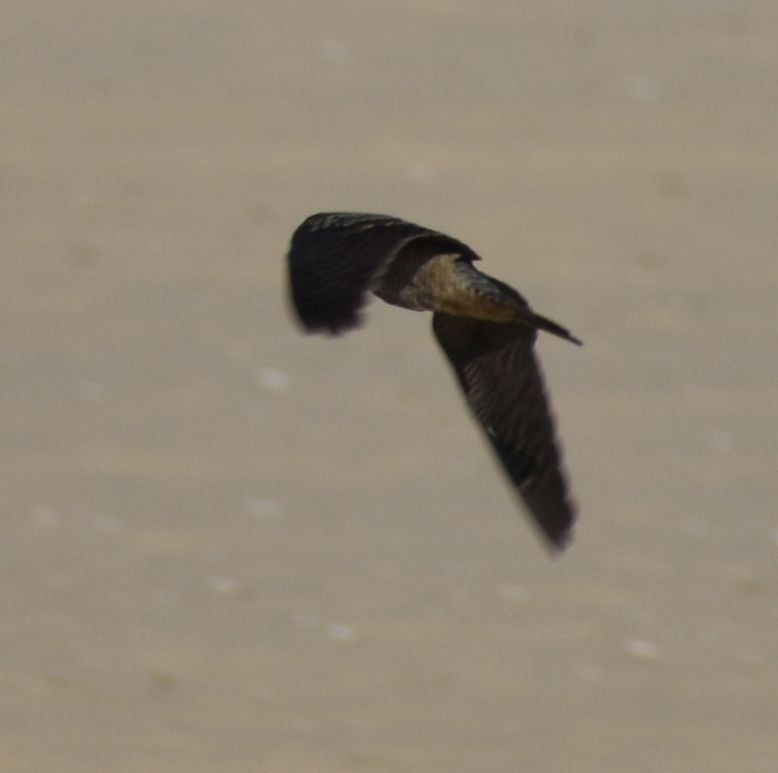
[326,624,356,642]
[256,367,288,391]
[242,498,282,518]
[206,577,243,597]
[623,639,660,661]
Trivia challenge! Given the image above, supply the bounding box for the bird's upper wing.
[432,312,576,550]
[287,212,477,334]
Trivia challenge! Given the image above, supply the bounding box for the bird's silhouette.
[287,212,581,551]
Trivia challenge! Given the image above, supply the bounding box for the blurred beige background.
[2,2,777,771]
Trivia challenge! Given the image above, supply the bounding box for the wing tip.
[290,303,365,336]
[527,491,576,553]
[543,521,576,553]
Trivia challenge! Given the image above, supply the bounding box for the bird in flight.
[287,212,581,551]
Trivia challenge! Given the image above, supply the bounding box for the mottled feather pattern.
[288,213,477,334]
[432,314,574,547]
[287,212,579,551]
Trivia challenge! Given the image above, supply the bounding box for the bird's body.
[287,212,581,551]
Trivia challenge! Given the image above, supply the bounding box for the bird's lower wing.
[432,313,576,550]
[287,212,476,335]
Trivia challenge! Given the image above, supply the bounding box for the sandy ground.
[2,2,778,771]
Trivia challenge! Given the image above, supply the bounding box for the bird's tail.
[477,272,582,346]
[517,307,583,346]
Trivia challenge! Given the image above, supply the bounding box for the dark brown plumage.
[287,212,581,551]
